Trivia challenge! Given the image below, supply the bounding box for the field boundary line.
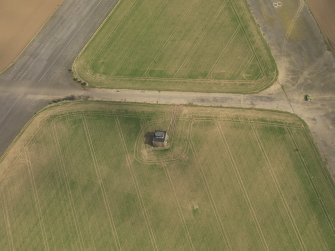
[115,116,159,251]
[82,115,121,251]
[249,123,306,250]
[207,25,241,79]
[24,148,50,251]
[189,120,232,250]
[287,127,335,236]
[51,123,85,250]
[162,162,195,251]
[173,0,230,77]
[85,72,260,84]
[216,122,269,251]
[1,192,15,251]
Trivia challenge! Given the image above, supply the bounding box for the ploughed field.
[73,0,277,93]
[0,0,62,72]
[1,102,335,250]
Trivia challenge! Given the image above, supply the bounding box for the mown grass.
[1,102,335,250]
[73,0,277,93]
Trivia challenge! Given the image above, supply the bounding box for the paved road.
[0,0,334,178]
[0,0,118,154]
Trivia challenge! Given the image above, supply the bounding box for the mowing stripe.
[189,120,232,251]
[82,115,121,251]
[249,123,306,251]
[216,122,269,251]
[287,127,335,236]
[115,117,159,251]
[24,148,50,251]
[230,1,265,77]
[207,25,241,79]
[143,0,200,77]
[52,123,85,250]
[115,0,170,75]
[162,162,195,251]
[94,0,141,60]
[174,0,230,77]
[1,192,15,251]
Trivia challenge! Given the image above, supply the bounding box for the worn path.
[0,0,334,178]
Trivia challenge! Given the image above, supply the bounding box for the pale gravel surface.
[0,0,334,179]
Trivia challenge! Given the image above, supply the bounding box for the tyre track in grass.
[216,121,269,251]
[173,0,230,77]
[1,192,15,251]
[189,120,232,251]
[143,0,200,77]
[24,148,50,251]
[114,0,170,76]
[161,162,195,251]
[93,0,140,61]
[81,115,121,251]
[207,25,241,79]
[64,114,98,250]
[115,116,158,251]
[287,127,335,236]
[51,123,85,250]
[230,1,265,78]
[249,123,306,251]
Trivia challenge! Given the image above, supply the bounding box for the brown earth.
[307,0,335,53]
[0,0,63,72]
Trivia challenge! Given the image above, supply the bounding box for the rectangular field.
[1,102,335,250]
[73,0,277,93]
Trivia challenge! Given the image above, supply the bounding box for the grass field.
[73,0,277,93]
[1,102,335,250]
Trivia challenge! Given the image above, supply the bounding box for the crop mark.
[173,0,230,77]
[249,123,306,250]
[82,115,121,251]
[287,127,335,236]
[207,25,241,79]
[51,123,85,250]
[162,162,195,251]
[216,122,269,251]
[24,148,50,251]
[189,120,232,250]
[115,117,159,251]
[1,192,15,251]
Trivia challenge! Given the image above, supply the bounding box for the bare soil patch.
[0,0,63,72]
[307,0,335,53]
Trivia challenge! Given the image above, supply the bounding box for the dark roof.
[153,130,167,142]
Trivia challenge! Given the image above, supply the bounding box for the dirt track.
[0,0,63,72]
[0,0,334,179]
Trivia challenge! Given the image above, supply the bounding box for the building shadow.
[144,132,154,146]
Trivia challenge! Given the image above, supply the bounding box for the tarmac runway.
[0,0,334,179]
